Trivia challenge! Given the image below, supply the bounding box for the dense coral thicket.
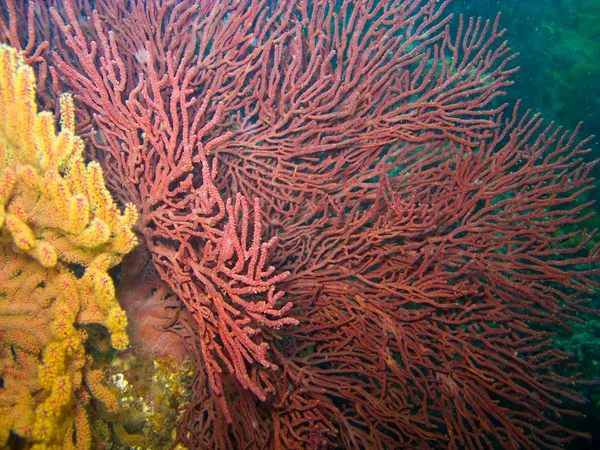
[0,44,137,448]
[1,1,598,449]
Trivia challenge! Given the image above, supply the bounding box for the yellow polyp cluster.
[31,240,58,268]
[73,217,111,248]
[0,44,138,449]
[85,368,119,411]
[4,213,35,250]
[68,194,90,234]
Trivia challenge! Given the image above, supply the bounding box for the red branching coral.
[2,0,598,448]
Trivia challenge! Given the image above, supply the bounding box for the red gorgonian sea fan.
[2,0,598,448]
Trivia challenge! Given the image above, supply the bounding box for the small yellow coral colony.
[0,44,137,448]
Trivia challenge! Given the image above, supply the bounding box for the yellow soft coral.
[0,44,138,449]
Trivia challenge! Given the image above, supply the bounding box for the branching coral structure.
[0,44,137,449]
